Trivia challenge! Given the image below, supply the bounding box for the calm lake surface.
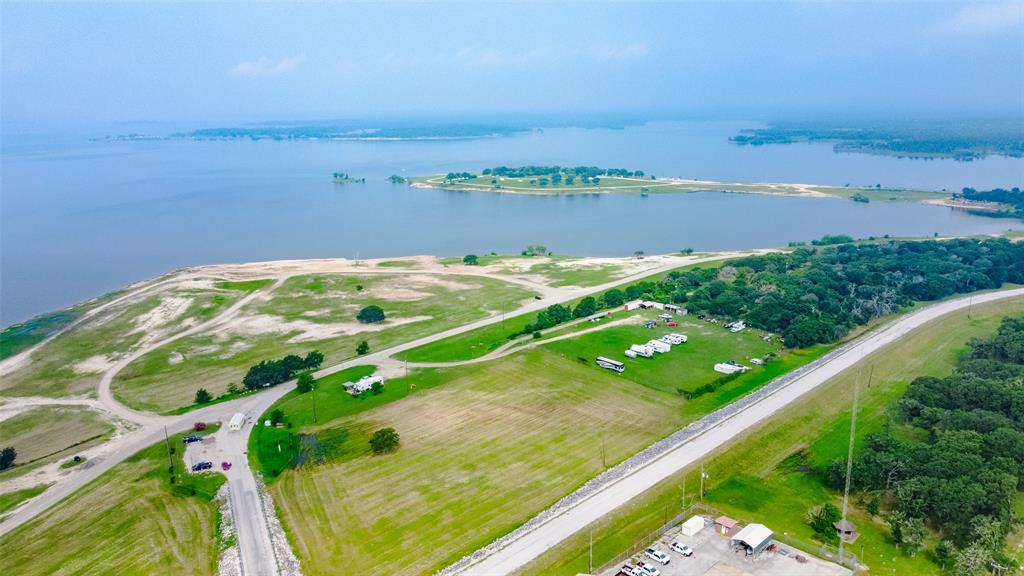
[2,120,1022,325]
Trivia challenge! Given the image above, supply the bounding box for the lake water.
[2,120,1022,326]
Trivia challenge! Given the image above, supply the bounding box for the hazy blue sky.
[3,1,1023,125]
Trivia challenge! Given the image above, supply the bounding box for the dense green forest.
[828,317,1024,574]
[958,187,1024,216]
[482,165,647,179]
[731,120,1024,161]
[517,238,1024,347]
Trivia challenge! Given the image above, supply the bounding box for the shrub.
[356,340,369,355]
[194,388,212,404]
[357,305,385,324]
[369,428,400,454]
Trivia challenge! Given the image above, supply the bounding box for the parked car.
[666,321,679,327]
[669,541,694,556]
[191,461,213,472]
[635,561,661,576]
[183,435,202,443]
[645,548,671,564]
[616,566,635,576]
[221,461,232,471]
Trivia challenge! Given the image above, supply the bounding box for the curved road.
[450,288,1024,576]
[0,252,745,569]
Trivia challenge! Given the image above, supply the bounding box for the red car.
[666,321,679,327]
[221,461,232,471]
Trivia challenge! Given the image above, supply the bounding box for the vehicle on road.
[191,461,213,472]
[183,435,202,443]
[221,461,232,471]
[669,541,693,556]
[645,547,671,564]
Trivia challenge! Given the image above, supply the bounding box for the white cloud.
[228,55,304,77]
[932,1,1024,36]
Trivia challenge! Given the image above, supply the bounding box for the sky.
[2,1,1023,126]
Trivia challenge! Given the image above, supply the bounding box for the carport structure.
[730,523,773,556]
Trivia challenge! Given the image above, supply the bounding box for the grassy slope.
[0,406,115,482]
[1,285,250,399]
[0,427,226,576]
[518,296,1024,576]
[113,273,536,412]
[0,485,49,516]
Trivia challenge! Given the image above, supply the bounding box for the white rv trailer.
[596,356,625,373]
[624,349,638,359]
[228,412,246,431]
[669,333,689,343]
[630,344,654,358]
[647,339,671,353]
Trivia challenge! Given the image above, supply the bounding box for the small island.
[332,172,365,184]
[409,165,949,203]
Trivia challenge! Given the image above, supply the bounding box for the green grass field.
[0,484,49,516]
[0,426,226,576]
[517,296,1024,576]
[268,349,688,576]
[0,406,115,481]
[112,273,536,412]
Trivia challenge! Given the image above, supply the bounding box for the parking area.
[601,517,851,576]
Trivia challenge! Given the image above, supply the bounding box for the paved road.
[0,251,741,559]
[453,288,1024,576]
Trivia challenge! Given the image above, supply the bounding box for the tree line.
[827,316,1024,573]
[480,165,647,179]
[242,351,324,390]
[511,238,1024,348]
[957,187,1024,216]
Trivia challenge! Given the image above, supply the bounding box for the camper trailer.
[630,344,654,358]
[624,349,638,359]
[647,339,671,353]
[596,356,625,373]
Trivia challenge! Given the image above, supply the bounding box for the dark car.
[183,435,202,443]
[191,461,213,472]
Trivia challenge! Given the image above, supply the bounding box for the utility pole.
[700,463,707,503]
[312,382,318,424]
[589,528,593,574]
[968,294,974,319]
[163,426,174,473]
[840,365,867,568]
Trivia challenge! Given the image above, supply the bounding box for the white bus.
[596,356,625,373]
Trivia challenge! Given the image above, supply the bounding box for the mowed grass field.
[0,428,226,576]
[269,350,688,576]
[113,273,536,412]
[518,295,1024,576]
[0,405,115,481]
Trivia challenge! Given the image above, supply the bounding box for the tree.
[356,340,369,355]
[602,289,625,308]
[573,296,598,318]
[357,305,385,324]
[0,447,16,470]
[806,503,841,542]
[463,254,479,265]
[227,382,242,395]
[194,388,212,404]
[371,381,384,395]
[369,427,400,454]
[269,409,285,425]
[296,372,315,394]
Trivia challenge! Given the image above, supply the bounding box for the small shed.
[715,515,739,535]
[833,519,859,543]
[731,523,773,556]
[680,515,706,537]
